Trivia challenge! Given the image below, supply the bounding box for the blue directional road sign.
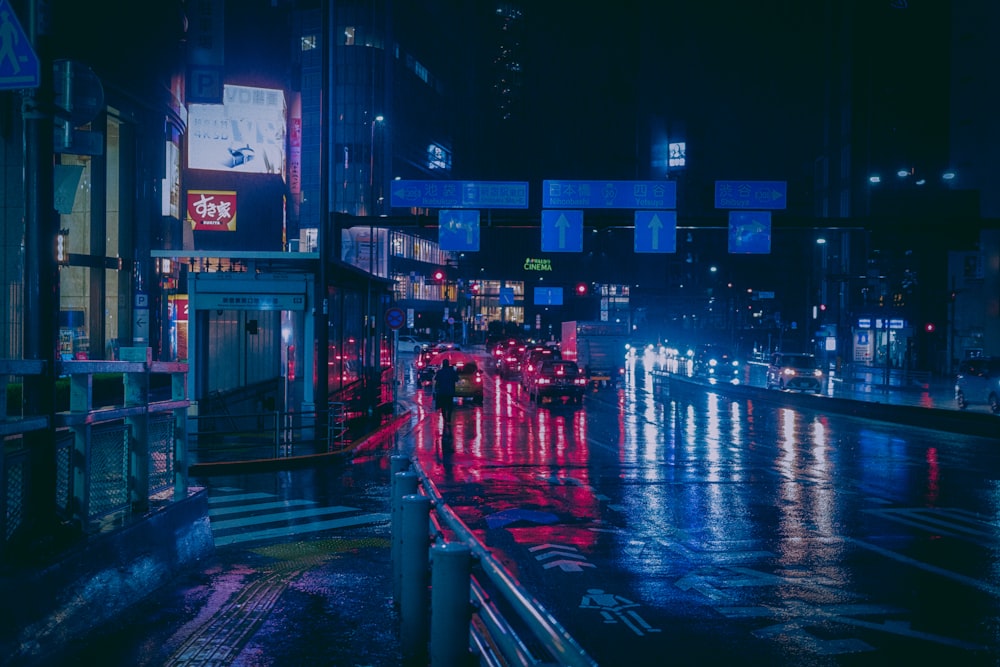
[533,287,563,306]
[438,210,480,251]
[0,0,40,90]
[390,180,528,209]
[541,210,583,253]
[714,180,787,210]
[634,210,676,253]
[543,180,676,209]
[728,211,772,254]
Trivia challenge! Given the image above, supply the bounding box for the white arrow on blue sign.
[0,0,40,90]
[438,209,480,251]
[728,210,772,254]
[714,180,787,210]
[633,210,677,253]
[541,210,583,252]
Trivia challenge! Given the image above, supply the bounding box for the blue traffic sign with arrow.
[438,210,480,251]
[0,0,39,90]
[633,210,676,253]
[714,180,786,210]
[541,210,583,252]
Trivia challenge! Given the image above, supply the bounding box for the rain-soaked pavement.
[23,349,1000,666]
[403,356,1000,666]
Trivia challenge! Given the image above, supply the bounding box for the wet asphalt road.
[24,351,1000,666]
[403,355,1000,666]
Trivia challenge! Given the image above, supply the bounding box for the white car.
[396,336,426,354]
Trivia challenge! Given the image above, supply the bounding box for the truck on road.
[560,321,628,387]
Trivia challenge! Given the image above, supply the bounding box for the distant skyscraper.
[491,3,525,123]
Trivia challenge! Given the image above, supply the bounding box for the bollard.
[391,454,411,481]
[400,494,432,664]
[430,542,472,667]
[392,471,420,604]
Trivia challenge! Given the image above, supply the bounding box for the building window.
[301,34,317,51]
[344,26,355,46]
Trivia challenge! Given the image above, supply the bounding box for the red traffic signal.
[432,268,446,282]
[469,281,480,294]
[925,322,935,333]
[575,282,588,296]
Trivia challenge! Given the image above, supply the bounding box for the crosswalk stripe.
[210,505,359,531]
[213,513,390,547]
[208,499,317,517]
[205,487,389,548]
[207,492,279,505]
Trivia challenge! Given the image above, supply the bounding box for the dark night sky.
[503,1,828,187]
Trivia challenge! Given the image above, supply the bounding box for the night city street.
[25,349,1000,666]
[2,1,1000,666]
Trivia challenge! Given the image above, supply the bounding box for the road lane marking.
[847,537,1000,598]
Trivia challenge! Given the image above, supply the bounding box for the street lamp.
[364,114,385,413]
[368,114,384,217]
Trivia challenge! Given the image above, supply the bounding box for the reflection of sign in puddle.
[579,589,660,637]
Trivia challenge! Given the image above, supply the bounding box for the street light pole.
[365,115,383,414]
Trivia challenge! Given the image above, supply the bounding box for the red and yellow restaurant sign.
[187,190,237,231]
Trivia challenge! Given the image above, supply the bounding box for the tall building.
[813,0,993,371]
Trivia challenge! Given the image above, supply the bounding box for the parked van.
[955,357,1000,414]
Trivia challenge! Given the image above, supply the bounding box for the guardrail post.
[172,366,189,497]
[122,348,151,513]
[393,470,419,604]
[400,493,431,665]
[68,367,93,530]
[431,542,472,667]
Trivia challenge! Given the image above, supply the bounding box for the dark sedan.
[526,359,587,404]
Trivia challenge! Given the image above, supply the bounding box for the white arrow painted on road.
[674,574,732,602]
[543,559,597,572]
[534,550,586,561]
[530,543,597,572]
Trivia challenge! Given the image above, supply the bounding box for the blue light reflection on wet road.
[400,357,1000,666]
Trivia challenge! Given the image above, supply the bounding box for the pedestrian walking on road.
[434,359,459,430]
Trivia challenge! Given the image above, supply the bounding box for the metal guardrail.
[0,351,189,553]
[188,405,351,462]
[391,454,598,666]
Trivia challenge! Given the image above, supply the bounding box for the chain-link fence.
[88,420,131,521]
[148,413,175,496]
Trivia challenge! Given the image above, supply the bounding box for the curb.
[188,410,413,476]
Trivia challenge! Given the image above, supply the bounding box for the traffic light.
[925,322,936,333]
[469,281,480,294]
[432,268,446,282]
[575,282,588,296]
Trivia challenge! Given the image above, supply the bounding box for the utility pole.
[315,0,331,417]
[22,0,60,539]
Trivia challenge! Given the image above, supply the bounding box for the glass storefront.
[58,112,132,360]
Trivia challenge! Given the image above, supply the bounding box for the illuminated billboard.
[187,190,237,231]
[188,84,287,175]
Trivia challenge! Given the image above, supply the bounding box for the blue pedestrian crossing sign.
[634,210,676,253]
[0,0,39,90]
[541,210,583,252]
[499,287,515,305]
[438,210,480,251]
